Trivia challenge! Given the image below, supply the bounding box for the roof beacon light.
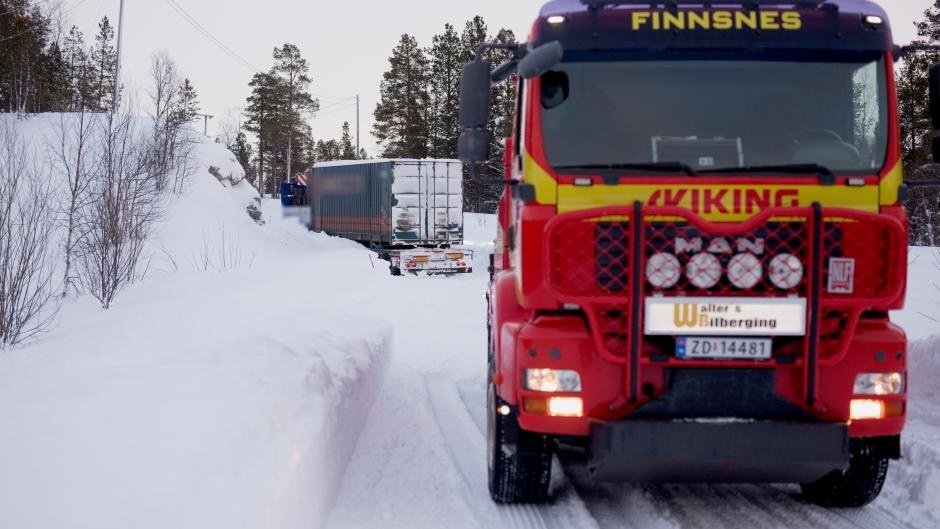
[864,15,884,27]
[547,15,567,25]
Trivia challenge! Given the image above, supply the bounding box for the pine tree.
[87,16,117,111]
[315,139,342,162]
[339,121,357,159]
[373,34,431,158]
[427,23,463,159]
[272,43,319,184]
[460,16,488,64]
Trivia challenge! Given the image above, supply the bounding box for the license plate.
[676,337,772,360]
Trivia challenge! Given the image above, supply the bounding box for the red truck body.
[482,0,910,506]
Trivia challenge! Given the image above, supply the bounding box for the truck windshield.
[539,55,889,175]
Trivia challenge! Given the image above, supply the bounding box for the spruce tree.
[245,72,287,196]
[339,121,357,159]
[428,23,463,159]
[88,16,117,111]
[373,34,431,158]
[62,25,90,110]
[173,78,200,127]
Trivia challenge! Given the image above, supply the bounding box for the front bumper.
[588,420,849,483]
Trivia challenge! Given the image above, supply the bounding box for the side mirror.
[459,58,491,130]
[517,41,564,79]
[458,58,492,164]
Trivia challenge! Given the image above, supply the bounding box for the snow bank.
[881,333,940,529]
[0,115,394,529]
[894,247,940,341]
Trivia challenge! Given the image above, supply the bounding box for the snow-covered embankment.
[0,116,392,529]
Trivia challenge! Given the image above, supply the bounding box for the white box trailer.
[308,159,472,275]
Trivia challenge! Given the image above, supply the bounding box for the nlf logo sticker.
[828,258,856,294]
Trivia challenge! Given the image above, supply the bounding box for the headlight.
[769,253,803,290]
[525,369,582,393]
[854,373,905,395]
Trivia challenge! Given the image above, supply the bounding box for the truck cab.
[463,0,921,507]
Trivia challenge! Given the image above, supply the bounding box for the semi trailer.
[458,0,934,508]
[283,159,473,275]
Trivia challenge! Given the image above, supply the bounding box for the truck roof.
[533,1,894,53]
[539,1,888,19]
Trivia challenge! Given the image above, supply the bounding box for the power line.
[161,0,260,73]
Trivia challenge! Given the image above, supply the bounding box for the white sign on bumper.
[645,297,807,336]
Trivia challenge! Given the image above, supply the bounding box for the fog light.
[850,399,885,420]
[854,373,905,395]
[548,397,583,417]
[647,253,681,289]
[769,253,804,290]
[525,368,582,393]
[727,253,762,289]
[687,253,722,289]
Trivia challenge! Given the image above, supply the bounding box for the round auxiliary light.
[769,253,804,290]
[687,253,722,289]
[646,253,682,289]
[727,253,763,289]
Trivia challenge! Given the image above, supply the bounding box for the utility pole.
[356,94,360,155]
[196,113,214,136]
[113,0,126,113]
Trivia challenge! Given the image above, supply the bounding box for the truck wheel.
[487,383,553,504]
[389,264,402,276]
[800,455,889,507]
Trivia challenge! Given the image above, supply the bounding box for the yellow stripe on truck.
[523,149,885,220]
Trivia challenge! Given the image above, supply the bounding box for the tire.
[389,265,402,276]
[800,455,889,508]
[487,382,553,504]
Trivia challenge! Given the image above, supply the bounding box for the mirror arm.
[475,42,527,61]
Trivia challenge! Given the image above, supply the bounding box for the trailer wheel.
[487,383,552,504]
[800,454,889,507]
[389,264,402,276]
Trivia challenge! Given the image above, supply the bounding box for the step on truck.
[459,0,940,507]
[282,159,473,275]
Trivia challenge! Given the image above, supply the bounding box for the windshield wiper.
[698,164,836,185]
[554,162,698,177]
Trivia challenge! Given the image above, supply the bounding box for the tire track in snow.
[425,377,601,529]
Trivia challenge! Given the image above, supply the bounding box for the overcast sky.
[66,1,930,155]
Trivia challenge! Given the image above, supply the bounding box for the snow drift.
[0,115,392,529]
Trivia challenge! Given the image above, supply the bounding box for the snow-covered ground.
[1,115,939,529]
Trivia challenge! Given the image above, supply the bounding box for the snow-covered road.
[326,232,940,529]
